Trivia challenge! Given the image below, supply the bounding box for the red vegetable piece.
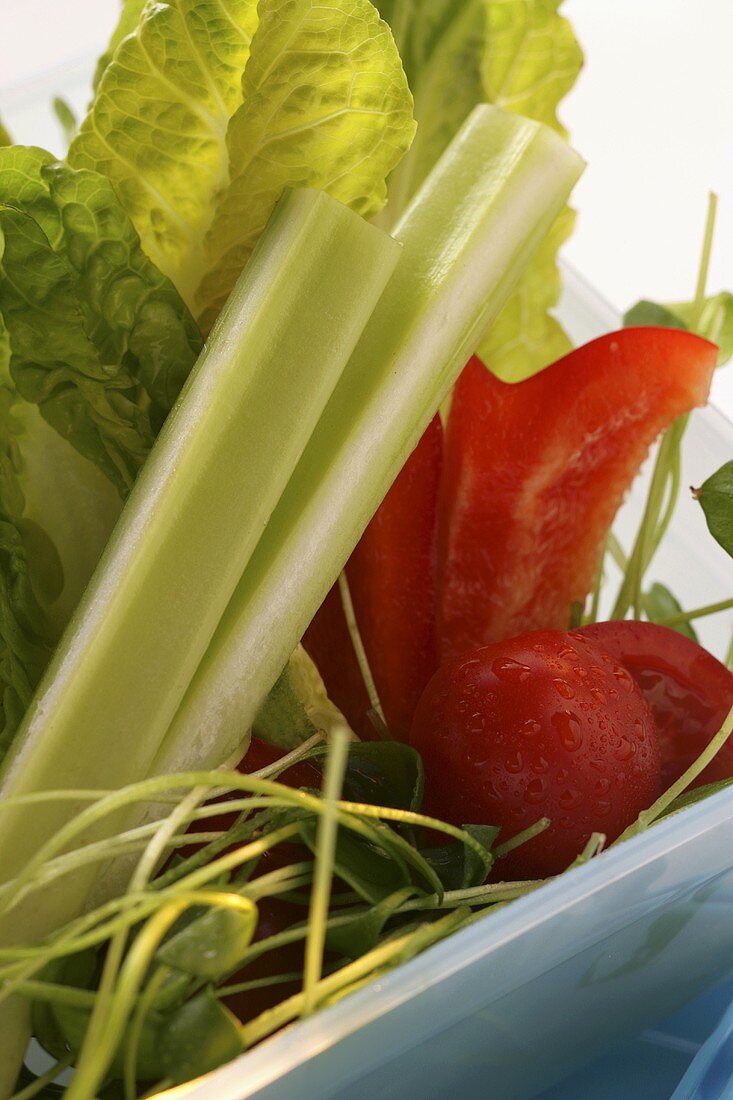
[304,416,443,740]
[410,630,661,879]
[579,621,733,790]
[438,332,717,660]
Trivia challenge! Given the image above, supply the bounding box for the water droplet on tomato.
[505,751,523,774]
[615,736,635,762]
[590,687,606,704]
[531,755,549,774]
[467,713,485,735]
[553,679,575,700]
[553,711,583,751]
[614,667,635,692]
[524,778,546,804]
[596,799,612,817]
[492,658,532,683]
[520,718,542,737]
[559,787,580,809]
[594,777,611,795]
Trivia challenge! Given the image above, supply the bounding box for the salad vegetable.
[0,186,400,942]
[410,629,661,878]
[437,329,717,658]
[306,415,443,742]
[0,0,731,1096]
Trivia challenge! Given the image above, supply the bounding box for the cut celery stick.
[0,189,399,1090]
[153,105,585,777]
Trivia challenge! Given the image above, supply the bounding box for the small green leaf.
[326,885,416,959]
[420,823,498,890]
[625,293,733,366]
[662,776,733,818]
[299,818,409,904]
[695,461,733,557]
[343,742,424,812]
[159,991,245,1083]
[642,582,698,641]
[157,899,258,979]
[623,300,688,331]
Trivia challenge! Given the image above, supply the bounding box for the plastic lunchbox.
[4,70,733,1097]
[152,270,732,1100]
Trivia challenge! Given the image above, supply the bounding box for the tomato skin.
[438,332,717,660]
[410,630,661,879]
[578,622,733,790]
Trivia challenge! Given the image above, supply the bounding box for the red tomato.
[410,630,660,879]
[579,622,733,790]
[438,332,717,660]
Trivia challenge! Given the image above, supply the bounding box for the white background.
[0,0,731,414]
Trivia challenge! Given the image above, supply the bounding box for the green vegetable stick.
[153,105,585,777]
[0,189,400,1092]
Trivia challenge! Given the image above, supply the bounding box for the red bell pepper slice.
[437,331,717,660]
[304,415,443,741]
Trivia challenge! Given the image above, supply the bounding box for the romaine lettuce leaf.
[92,0,148,90]
[375,0,582,381]
[0,148,201,757]
[477,0,582,379]
[72,0,415,328]
[69,0,259,303]
[374,0,486,222]
[0,151,202,493]
[196,0,417,328]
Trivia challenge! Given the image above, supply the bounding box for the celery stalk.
[0,189,399,1089]
[152,105,585,776]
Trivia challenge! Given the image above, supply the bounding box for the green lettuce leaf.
[0,151,202,494]
[375,0,582,381]
[92,0,149,90]
[195,0,416,328]
[625,293,733,367]
[52,98,78,148]
[69,0,259,303]
[72,0,415,329]
[476,0,582,379]
[0,121,10,147]
[374,0,486,222]
[0,148,201,757]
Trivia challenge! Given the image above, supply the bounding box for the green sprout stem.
[617,704,733,844]
[338,571,386,727]
[302,727,350,1016]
